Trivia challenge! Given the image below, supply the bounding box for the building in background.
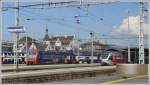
[80,40,108,56]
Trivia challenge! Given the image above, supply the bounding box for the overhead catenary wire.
[2,1,117,38]
[3,1,125,37]
[3,1,122,38]
[9,9,149,42]
[13,10,150,42]
[76,5,116,28]
[20,8,114,36]
[2,1,120,11]
[3,1,148,46]
[19,9,93,32]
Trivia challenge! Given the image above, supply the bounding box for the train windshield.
[101,51,118,59]
[101,51,110,59]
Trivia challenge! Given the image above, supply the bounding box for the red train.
[25,50,76,65]
[100,50,128,65]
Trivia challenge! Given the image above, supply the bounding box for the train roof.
[38,50,75,55]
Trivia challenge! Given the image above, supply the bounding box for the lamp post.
[15,0,20,72]
[148,0,150,83]
[90,31,94,64]
[127,10,131,63]
[75,15,80,59]
[0,1,2,85]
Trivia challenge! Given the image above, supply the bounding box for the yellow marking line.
[104,75,148,84]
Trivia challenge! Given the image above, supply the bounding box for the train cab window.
[101,51,109,59]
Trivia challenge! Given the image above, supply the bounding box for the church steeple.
[46,26,48,35]
[43,25,49,41]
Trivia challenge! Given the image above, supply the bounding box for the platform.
[2,66,116,84]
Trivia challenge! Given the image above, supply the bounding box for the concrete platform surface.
[2,64,101,71]
[52,74,148,84]
[2,66,116,79]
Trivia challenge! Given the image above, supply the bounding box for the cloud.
[112,16,148,35]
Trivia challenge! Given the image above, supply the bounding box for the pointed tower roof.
[43,26,49,41]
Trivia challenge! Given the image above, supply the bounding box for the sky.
[1,1,149,47]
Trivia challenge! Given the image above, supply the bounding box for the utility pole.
[90,31,94,64]
[139,1,145,64]
[15,0,20,72]
[127,10,131,63]
[25,33,28,55]
[0,1,2,84]
[148,0,150,82]
[75,15,80,58]
[85,0,89,16]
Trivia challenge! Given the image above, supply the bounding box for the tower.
[43,25,49,42]
[46,28,48,35]
[139,1,145,64]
